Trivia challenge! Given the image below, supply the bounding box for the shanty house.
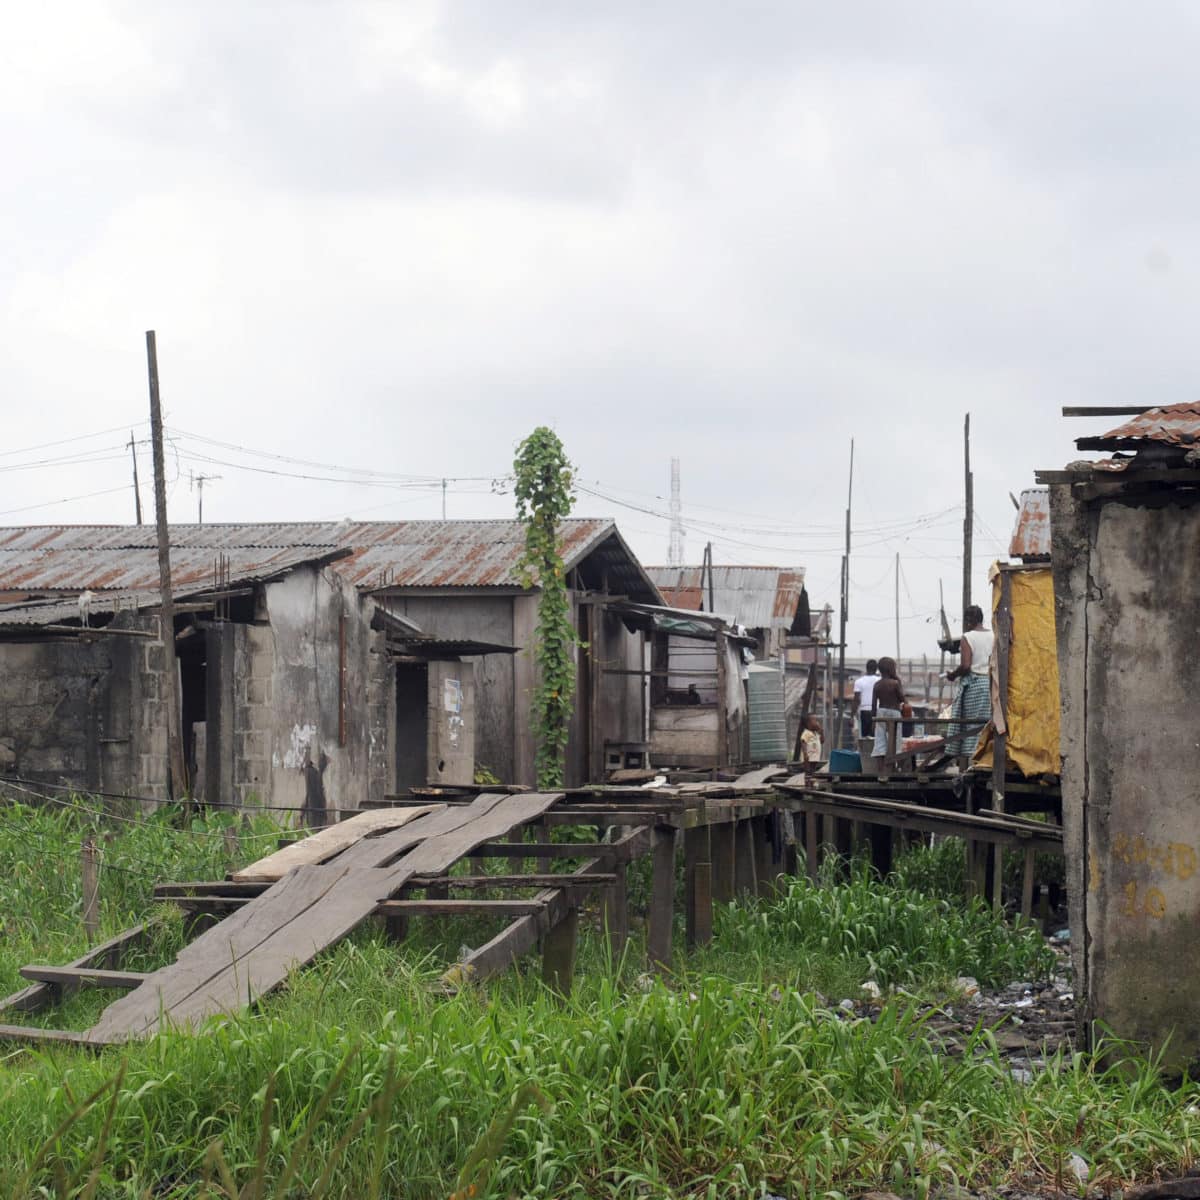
[645,565,809,658]
[0,519,659,812]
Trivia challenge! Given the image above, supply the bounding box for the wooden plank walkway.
[89,792,562,1043]
[231,804,441,882]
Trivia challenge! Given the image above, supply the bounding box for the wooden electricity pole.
[127,431,143,525]
[834,439,854,749]
[146,331,189,811]
[894,551,901,664]
[962,414,973,619]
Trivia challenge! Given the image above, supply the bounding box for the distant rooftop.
[0,519,660,603]
[644,565,806,631]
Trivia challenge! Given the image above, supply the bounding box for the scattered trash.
[1010,1067,1033,1084]
[955,975,980,998]
[1068,1152,1090,1185]
[838,998,856,1012]
[1052,928,1071,942]
[861,980,883,1001]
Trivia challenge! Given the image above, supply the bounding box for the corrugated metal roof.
[644,565,806,629]
[1009,489,1051,560]
[1076,402,1200,451]
[0,545,344,595]
[0,592,157,629]
[0,519,660,602]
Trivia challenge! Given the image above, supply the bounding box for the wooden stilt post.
[805,811,819,882]
[754,814,777,896]
[710,822,735,903]
[684,825,713,948]
[734,818,757,895]
[542,906,579,996]
[603,863,629,959]
[506,826,526,876]
[991,569,1014,910]
[1021,846,1036,921]
[647,826,675,972]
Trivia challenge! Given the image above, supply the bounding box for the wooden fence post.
[81,837,100,944]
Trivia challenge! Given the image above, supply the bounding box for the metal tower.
[668,457,684,566]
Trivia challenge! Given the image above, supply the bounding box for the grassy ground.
[0,800,1197,1198]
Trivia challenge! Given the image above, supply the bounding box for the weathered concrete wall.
[1052,488,1200,1070]
[0,613,167,799]
[242,567,387,819]
[383,595,516,782]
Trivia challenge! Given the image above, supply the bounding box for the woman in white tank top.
[946,605,993,758]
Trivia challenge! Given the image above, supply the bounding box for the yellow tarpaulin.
[974,566,1060,777]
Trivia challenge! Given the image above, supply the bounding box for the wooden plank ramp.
[230,804,441,883]
[86,792,563,1044]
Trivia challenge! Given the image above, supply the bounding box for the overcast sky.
[3,2,1194,659]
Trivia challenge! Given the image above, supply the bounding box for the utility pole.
[962,413,973,620]
[127,431,143,525]
[895,551,901,665]
[700,541,714,612]
[938,578,949,710]
[441,478,447,520]
[146,331,189,812]
[834,439,854,749]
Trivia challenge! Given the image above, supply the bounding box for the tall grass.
[0,802,1194,1198]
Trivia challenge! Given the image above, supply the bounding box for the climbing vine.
[513,427,578,790]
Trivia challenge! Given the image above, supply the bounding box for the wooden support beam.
[375,899,547,918]
[991,569,1013,910]
[734,818,757,896]
[0,1024,97,1047]
[1021,846,1037,920]
[19,966,147,990]
[443,824,656,990]
[0,924,147,1016]
[542,906,580,996]
[155,881,270,898]
[408,873,616,890]
[710,822,735,903]
[754,814,779,896]
[603,862,629,960]
[647,827,676,972]
[805,812,819,882]
[684,825,712,948]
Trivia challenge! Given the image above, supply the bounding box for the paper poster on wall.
[443,678,463,714]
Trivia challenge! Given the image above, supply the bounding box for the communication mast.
[668,457,685,566]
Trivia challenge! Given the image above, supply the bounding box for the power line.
[0,485,131,518]
[0,422,148,461]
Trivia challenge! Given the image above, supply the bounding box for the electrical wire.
[0,422,148,462]
[0,485,131,518]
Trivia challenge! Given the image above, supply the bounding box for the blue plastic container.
[828,749,862,774]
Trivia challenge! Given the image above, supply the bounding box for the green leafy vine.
[513,427,578,790]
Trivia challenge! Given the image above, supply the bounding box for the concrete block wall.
[136,635,170,798]
[0,640,107,783]
[232,623,276,807]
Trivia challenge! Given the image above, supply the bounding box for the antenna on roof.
[668,457,684,566]
[189,471,221,524]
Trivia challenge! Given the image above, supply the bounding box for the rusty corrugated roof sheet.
[1009,489,1051,560]
[644,565,806,629]
[1076,402,1200,451]
[0,519,660,601]
[0,545,345,595]
[0,592,158,629]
